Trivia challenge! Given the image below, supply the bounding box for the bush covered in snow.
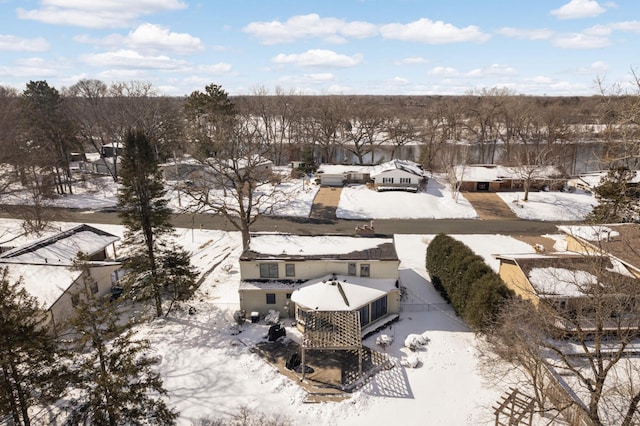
[425,234,513,331]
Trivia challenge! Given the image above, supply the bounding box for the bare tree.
[303,96,348,164]
[489,239,640,425]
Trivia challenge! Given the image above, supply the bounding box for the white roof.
[291,274,397,310]
[576,171,640,188]
[455,164,561,182]
[528,267,598,298]
[369,160,425,178]
[248,234,392,256]
[0,225,119,266]
[316,164,370,176]
[1,263,82,309]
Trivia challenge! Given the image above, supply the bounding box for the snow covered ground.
[0,170,599,221]
[496,190,597,221]
[337,178,478,219]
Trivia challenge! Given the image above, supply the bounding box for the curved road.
[1,208,566,236]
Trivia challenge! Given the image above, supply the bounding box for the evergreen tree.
[0,267,65,426]
[65,262,177,425]
[117,128,175,317]
[587,166,640,223]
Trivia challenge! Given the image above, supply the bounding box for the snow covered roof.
[241,234,398,261]
[1,263,83,309]
[0,224,119,266]
[574,170,640,188]
[557,225,620,242]
[455,164,563,182]
[316,164,370,176]
[291,274,398,311]
[369,160,425,178]
[528,267,597,297]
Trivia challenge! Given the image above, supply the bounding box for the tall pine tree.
[65,260,177,425]
[118,128,174,317]
[0,267,65,426]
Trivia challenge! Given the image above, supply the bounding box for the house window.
[286,293,292,299]
[399,177,411,184]
[359,305,370,327]
[360,264,370,277]
[348,262,356,276]
[89,279,99,294]
[285,263,295,277]
[371,296,388,322]
[382,177,394,184]
[260,263,279,278]
[266,293,276,304]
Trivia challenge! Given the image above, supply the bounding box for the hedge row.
[426,234,512,331]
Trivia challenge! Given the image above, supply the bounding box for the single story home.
[369,159,427,192]
[0,224,123,333]
[238,234,401,335]
[455,164,567,192]
[566,170,640,193]
[314,164,371,186]
[497,253,638,333]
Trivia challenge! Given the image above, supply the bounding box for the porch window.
[382,177,394,184]
[399,177,411,184]
[360,264,370,277]
[371,296,388,322]
[359,305,370,327]
[260,263,279,278]
[285,263,295,277]
[266,293,276,304]
[348,262,356,276]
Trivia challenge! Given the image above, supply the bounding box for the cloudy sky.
[1,0,639,96]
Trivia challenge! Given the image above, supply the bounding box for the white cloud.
[395,56,427,65]
[497,27,554,40]
[551,0,606,20]
[466,64,517,77]
[554,32,610,48]
[243,14,377,44]
[81,49,187,70]
[17,0,187,28]
[0,57,64,79]
[0,35,50,51]
[608,20,640,33]
[576,60,610,74]
[428,66,459,77]
[279,73,336,85]
[393,76,409,84]
[74,23,203,54]
[272,49,363,67]
[380,18,490,44]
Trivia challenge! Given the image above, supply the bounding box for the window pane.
[260,263,279,278]
[285,263,295,277]
[348,263,356,276]
[266,293,276,304]
[360,264,370,277]
[359,305,370,326]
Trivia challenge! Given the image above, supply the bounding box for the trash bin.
[250,312,260,323]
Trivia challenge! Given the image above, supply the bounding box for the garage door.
[321,175,345,186]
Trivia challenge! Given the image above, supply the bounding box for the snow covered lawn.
[496,191,597,221]
[337,179,478,219]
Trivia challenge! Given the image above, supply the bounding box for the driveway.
[463,192,517,220]
[310,187,343,220]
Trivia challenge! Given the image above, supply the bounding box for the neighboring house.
[159,155,214,183]
[0,224,122,333]
[497,253,638,332]
[238,234,401,335]
[559,224,640,278]
[315,164,370,186]
[566,170,640,193]
[369,160,427,192]
[455,164,566,192]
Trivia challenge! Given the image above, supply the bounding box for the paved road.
[0,207,565,236]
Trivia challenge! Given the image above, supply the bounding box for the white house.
[0,224,123,333]
[238,234,401,335]
[314,164,371,186]
[369,160,427,192]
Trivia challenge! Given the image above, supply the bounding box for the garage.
[320,174,345,186]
